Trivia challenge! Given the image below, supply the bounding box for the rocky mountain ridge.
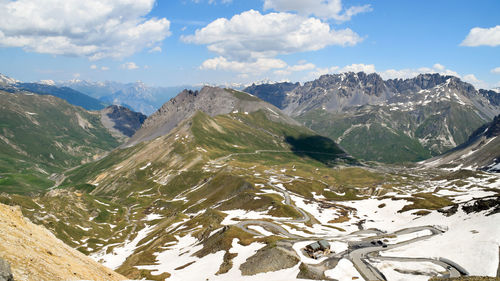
[126,86,299,147]
[423,114,500,171]
[246,72,499,119]
[245,72,500,163]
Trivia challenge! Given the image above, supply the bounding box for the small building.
[304,240,331,259]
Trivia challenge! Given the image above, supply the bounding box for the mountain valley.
[0,78,499,281]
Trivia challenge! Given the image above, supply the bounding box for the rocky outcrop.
[424,114,500,170]
[239,244,300,275]
[0,258,14,281]
[243,82,299,109]
[479,89,500,107]
[0,203,126,281]
[100,105,147,138]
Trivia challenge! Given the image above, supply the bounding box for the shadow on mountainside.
[285,135,354,167]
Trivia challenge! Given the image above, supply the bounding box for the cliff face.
[0,203,126,281]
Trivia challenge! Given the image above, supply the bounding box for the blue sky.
[0,0,499,89]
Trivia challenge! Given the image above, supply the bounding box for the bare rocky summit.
[126,86,298,147]
[100,105,147,139]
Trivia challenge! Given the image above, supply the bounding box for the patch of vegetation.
[399,193,454,212]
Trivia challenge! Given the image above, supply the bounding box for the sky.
[0,0,499,89]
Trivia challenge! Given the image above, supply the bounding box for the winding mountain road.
[231,176,468,280]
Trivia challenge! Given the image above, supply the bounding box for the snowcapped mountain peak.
[0,73,20,85]
[39,79,56,86]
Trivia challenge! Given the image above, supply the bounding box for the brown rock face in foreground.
[0,203,126,281]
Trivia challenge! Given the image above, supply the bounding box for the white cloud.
[0,0,171,60]
[307,66,340,79]
[193,0,232,4]
[101,66,110,71]
[263,0,372,21]
[90,64,97,70]
[491,67,500,74]
[340,63,375,73]
[288,62,316,72]
[274,62,316,76]
[433,63,445,71]
[463,74,488,89]
[200,56,287,73]
[182,10,362,61]
[379,64,460,80]
[149,46,162,53]
[461,25,500,47]
[122,62,139,70]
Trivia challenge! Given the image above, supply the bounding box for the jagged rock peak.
[485,114,500,138]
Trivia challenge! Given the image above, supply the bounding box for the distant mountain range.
[245,72,500,163]
[0,73,195,115]
[0,74,107,111]
[59,80,195,115]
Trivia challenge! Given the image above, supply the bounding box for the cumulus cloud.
[463,74,488,89]
[433,63,445,71]
[274,62,316,76]
[182,10,362,61]
[263,0,372,21]
[200,56,287,73]
[149,46,162,53]
[491,67,500,74]
[90,64,98,70]
[122,62,139,70]
[0,0,171,60]
[192,0,232,4]
[378,64,459,80]
[461,25,500,47]
[341,63,375,73]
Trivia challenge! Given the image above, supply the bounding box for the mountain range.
[0,72,499,280]
[0,73,193,115]
[0,74,107,111]
[59,80,194,115]
[245,72,500,163]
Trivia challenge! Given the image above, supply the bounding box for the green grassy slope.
[0,91,121,194]
[61,109,354,198]
[297,102,486,163]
